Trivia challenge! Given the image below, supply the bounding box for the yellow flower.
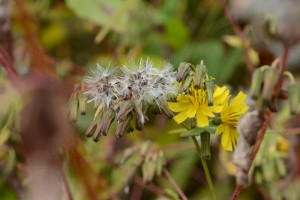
[215,92,249,151]
[167,86,229,127]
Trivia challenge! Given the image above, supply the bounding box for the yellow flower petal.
[167,102,192,112]
[173,112,189,124]
[229,92,249,114]
[221,126,234,151]
[196,109,209,127]
[186,106,197,117]
[215,124,225,136]
[177,94,190,102]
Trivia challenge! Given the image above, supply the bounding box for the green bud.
[212,118,222,125]
[194,62,207,89]
[201,131,211,160]
[179,75,193,94]
[98,108,115,136]
[116,100,133,122]
[115,114,132,138]
[250,68,264,99]
[78,93,86,115]
[176,62,191,82]
[263,68,279,101]
[68,98,78,122]
[205,80,215,106]
[288,83,300,115]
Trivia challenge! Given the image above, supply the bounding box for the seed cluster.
[73,59,178,141]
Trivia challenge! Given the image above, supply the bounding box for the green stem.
[192,136,216,200]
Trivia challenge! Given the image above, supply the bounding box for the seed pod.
[134,102,145,130]
[176,62,191,82]
[115,114,132,138]
[179,75,193,94]
[117,100,133,122]
[86,114,102,140]
[78,93,86,115]
[250,68,264,99]
[205,80,215,106]
[262,68,279,101]
[85,120,97,138]
[68,98,78,122]
[287,83,300,115]
[92,121,103,142]
[201,131,211,160]
[98,108,115,136]
[194,62,207,89]
[126,123,134,133]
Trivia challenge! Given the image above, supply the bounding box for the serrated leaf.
[180,127,205,137]
[168,128,187,135]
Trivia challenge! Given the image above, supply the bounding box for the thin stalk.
[163,168,188,200]
[192,136,216,200]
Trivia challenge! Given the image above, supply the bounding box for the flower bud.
[287,83,300,115]
[78,93,86,115]
[115,114,132,138]
[205,80,215,106]
[201,131,211,160]
[179,75,193,94]
[250,68,264,99]
[176,62,191,82]
[117,100,133,122]
[68,98,78,122]
[194,62,207,89]
[99,108,115,136]
[134,102,145,130]
[262,68,279,101]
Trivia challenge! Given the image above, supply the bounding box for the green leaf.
[205,126,217,133]
[180,127,205,137]
[65,0,135,35]
[168,128,187,134]
[164,17,188,49]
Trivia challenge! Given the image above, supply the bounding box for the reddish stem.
[230,46,290,200]
[163,168,188,200]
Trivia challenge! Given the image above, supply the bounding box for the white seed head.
[83,64,119,108]
[83,59,178,110]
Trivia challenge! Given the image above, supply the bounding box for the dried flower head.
[83,64,119,108]
[76,59,178,140]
